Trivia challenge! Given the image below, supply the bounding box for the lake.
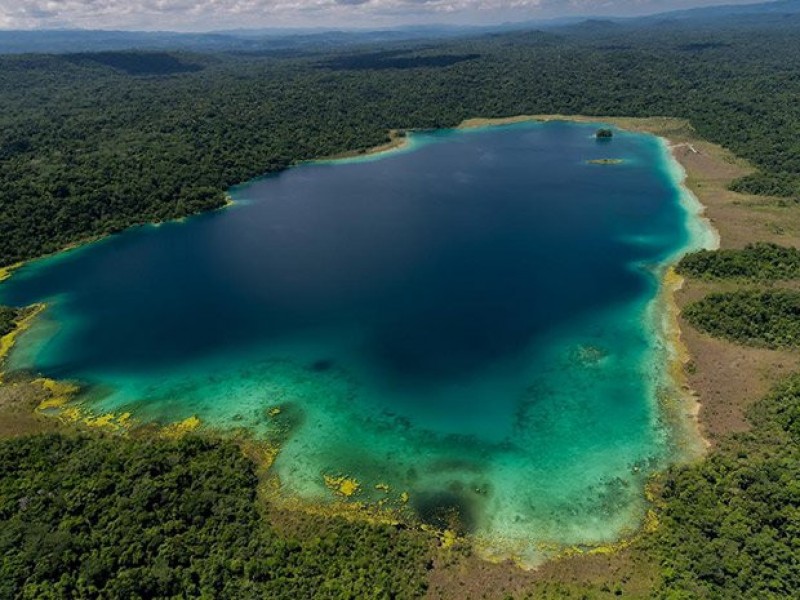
[0,120,714,563]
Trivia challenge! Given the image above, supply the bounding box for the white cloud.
[0,0,772,30]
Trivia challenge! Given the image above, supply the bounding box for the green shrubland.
[683,290,800,348]
[652,374,800,599]
[678,243,800,281]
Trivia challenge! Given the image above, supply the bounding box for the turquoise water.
[0,121,713,563]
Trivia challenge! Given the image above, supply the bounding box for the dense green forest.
[3,12,800,599]
[1,378,798,599]
[683,289,800,348]
[2,17,800,266]
[652,373,800,599]
[0,435,430,599]
[678,243,800,280]
[662,243,800,596]
[0,306,18,337]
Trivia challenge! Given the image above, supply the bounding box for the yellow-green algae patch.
[42,400,134,433]
[439,529,459,549]
[27,376,137,432]
[324,474,362,497]
[0,304,46,381]
[43,405,206,438]
[160,415,202,439]
[269,487,417,531]
[0,262,24,284]
[58,406,133,432]
[35,378,80,410]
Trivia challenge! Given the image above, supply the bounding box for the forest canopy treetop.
[1,20,799,267]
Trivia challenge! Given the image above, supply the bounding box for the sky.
[0,0,773,31]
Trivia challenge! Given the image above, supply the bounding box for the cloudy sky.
[0,0,772,30]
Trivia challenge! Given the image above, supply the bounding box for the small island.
[587,158,624,165]
[596,128,614,139]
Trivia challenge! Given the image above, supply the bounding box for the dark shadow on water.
[426,458,486,474]
[412,489,478,534]
[308,359,335,373]
[370,314,539,383]
[264,402,306,445]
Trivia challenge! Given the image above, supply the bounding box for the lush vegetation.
[0,435,431,599]
[683,289,800,348]
[678,243,800,280]
[3,390,798,600]
[2,12,800,599]
[0,306,18,337]
[652,373,800,599]
[2,17,800,266]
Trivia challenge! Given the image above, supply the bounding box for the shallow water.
[0,121,712,562]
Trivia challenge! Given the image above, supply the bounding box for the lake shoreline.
[0,303,46,378]
[0,114,771,574]
[342,114,723,454]
[322,116,738,570]
[319,129,411,162]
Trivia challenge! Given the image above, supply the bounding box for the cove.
[0,121,714,563]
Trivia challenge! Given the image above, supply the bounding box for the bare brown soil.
[426,546,657,599]
[0,377,62,438]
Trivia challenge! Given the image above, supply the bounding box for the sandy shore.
[0,262,24,283]
[318,129,410,161]
[0,304,46,375]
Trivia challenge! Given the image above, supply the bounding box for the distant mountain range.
[643,0,799,20]
[0,28,474,56]
[0,0,797,55]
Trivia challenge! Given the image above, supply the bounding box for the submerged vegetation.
[684,290,800,348]
[587,158,624,165]
[678,243,800,281]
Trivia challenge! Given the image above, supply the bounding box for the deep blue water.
[0,121,709,562]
